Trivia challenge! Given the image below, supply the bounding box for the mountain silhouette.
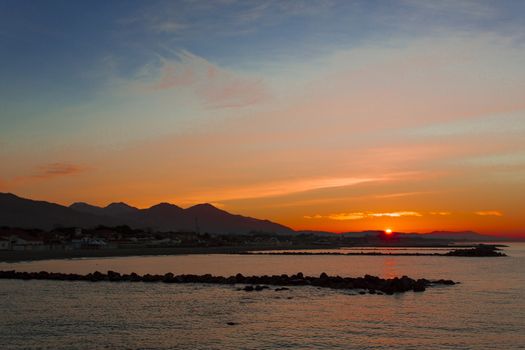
[0,193,121,229]
[1,193,293,234]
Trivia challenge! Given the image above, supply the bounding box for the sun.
[385,228,393,235]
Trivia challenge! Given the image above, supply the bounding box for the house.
[0,237,11,250]
[71,237,108,249]
[90,228,122,241]
[11,233,45,251]
[0,228,45,251]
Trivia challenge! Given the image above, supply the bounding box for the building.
[0,237,11,250]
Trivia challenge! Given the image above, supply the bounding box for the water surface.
[1,243,524,349]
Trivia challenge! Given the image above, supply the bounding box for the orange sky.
[1,2,524,237]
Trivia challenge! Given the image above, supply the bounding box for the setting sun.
[385,229,393,235]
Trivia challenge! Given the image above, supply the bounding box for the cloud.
[401,0,499,21]
[328,213,366,221]
[303,214,324,219]
[430,211,452,216]
[32,162,85,179]
[475,211,503,217]
[150,20,187,33]
[141,51,268,108]
[375,191,431,199]
[369,211,423,218]
[185,176,382,203]
[3,162,86,190]
[117,7,188,34]
[306,211,423,221]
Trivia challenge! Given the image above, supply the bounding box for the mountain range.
[0,193,293,234]
[0,192,501,240]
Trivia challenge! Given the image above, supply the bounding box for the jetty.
[0,270,456,295]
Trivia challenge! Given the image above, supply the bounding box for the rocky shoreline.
[243,244,507,257]
[0,270,456,295]
[444,245,506,256]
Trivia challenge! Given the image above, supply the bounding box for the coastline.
[0,243,506,262]
[0,244,340,263]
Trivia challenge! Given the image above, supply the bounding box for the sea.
[1,243,524,349]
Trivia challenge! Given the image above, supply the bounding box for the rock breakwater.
[0,270,457,295]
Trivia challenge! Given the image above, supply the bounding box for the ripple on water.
[1,243,525,349]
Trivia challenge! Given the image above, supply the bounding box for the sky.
[1,0,524,236]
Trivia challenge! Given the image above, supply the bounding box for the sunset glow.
[2,4,525,350]
[1,1,524,237]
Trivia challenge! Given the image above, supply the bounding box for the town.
[0,225,424,252]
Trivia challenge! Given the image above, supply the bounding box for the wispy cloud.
[117,7,188,34]
[369,211,423,218]
[4,162,86,189]
[328,213,367,221]
[430,211,452,216]
[32,162,85,179]
[401,0,499,21]
[475,211,503,217]
[306,211,423,221]
[140,51,268,108]
[150,20,187,33]
[375,191,431,199]
[181,176,383,204]
[303,214,324,219]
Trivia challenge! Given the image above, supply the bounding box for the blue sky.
[2,0,523,112]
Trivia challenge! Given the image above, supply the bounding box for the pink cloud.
[2,162,86,190]
[197,72,267,108]
[144,52,268,108]
[13,162,85,183]
[31,162,85,180]
[149,64,195,90]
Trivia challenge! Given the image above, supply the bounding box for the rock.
[235,273,245,283]
[445,244,506,257]
[107,271,121,281]
[434,279,455,285]
[162,272,175,283]
[130,272,141,282]
[413,279,427,292]
[0,270,456,296]
[254,285,268,291]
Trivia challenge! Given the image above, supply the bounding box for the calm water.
[1,243,524,349]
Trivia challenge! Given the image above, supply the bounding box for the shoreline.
[0,243,506,262]
[0,244,344,263]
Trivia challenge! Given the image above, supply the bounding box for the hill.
[0,193,293,234]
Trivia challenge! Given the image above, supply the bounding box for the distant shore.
[0,245,339,263]
[0,243,506,262]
